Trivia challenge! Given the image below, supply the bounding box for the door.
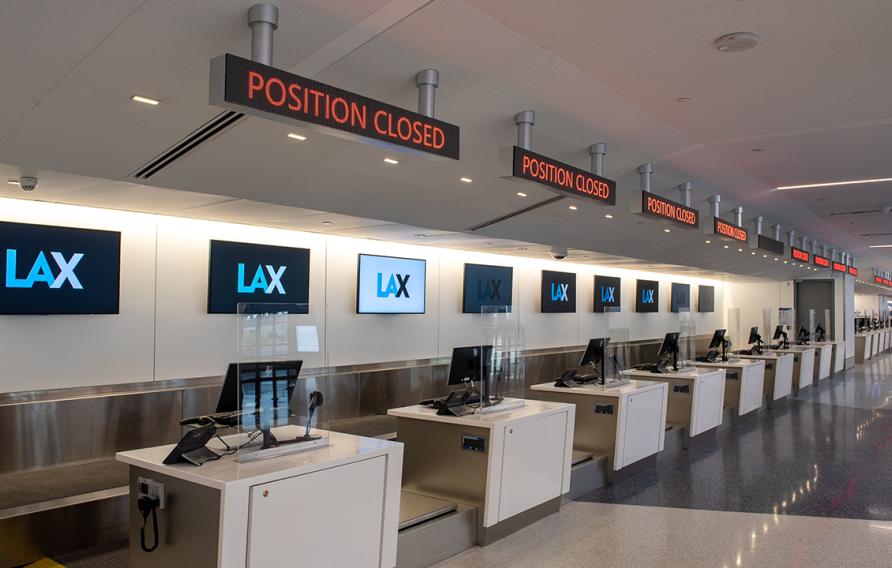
[795,280,834,338]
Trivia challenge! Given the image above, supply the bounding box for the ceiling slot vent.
[131,111,244,180]
[466,196,565,232]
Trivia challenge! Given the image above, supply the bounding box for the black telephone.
[162,424,220,466]
[696,351,719,363]
[436,390,473,416]
[554,369,580,388]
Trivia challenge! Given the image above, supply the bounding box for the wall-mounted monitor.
[541,270,576,313]
[671,283,691,313]
[356,254,426,314]
[594,275,621,313]
[698,285,715,313]
[208,240,310,314]
[463,263,513,313]
[0,221,121,315]
[636,279,659,313]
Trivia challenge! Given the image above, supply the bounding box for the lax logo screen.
[636,279,660,313]
[541,270,576,313]
[594,275,621,313]
[208,240,310,314]
[0,221,120,315]
[463,263,513,313]
[356,254,426,314]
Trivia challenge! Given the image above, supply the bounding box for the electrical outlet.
[138,477,166,510]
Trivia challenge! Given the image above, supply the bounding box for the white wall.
[855,293,881,315]
[724,280,793,344]
[1,199,731,393]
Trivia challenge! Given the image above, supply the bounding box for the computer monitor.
[216,361,302,430]
[772,325,785,340]
[579,338,608,368]
[447,346,493,386]
[657,332,680,358]
[707,329,727,349]
[747,327,760,344]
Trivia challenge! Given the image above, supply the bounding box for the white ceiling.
[0,0,890,276]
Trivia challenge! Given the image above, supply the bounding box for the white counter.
[622,368,724,438]
[530,380,667,471]
[117,429,403,568]
[813,340,846,374]
[692,359,765,416]
[388,399,574,537]
[855,334,872,363]
[737,352,794,404]
[772,347,815,392]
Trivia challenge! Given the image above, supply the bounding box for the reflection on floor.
[579,355,892,521]
[434,501,892,568]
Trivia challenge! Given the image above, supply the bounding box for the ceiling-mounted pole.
[811,239,818,255]
[821,244,829,258]
[708,195,721,218]
[800,235,809,250]
[732,206,743,227]
[515,110,535,150]
[753,215,763,235]
[830,248,837,261]
[771,224,782,241]
[850,255,855,267]
[589,143,606,176]
[787,230,797,247]
[677,181,693,207]
[247,4,279,66]
[415,69,439,118]
[638,163,653,193]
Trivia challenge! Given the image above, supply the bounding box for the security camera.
[18,176,38,191]
[550,246,568,260]
[883,206,892,215]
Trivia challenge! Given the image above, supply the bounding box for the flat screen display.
[208,240,310,314]
[636,279,659,313]
[541,270,576,313]
[699,285,715,313]
[356,254,426,314]
[463,263,513,313]
[594,275,621,313]
[671,283,691,313]
[0,221,121,315]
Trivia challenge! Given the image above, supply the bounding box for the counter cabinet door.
[247,455,387,568]
[497,411,568,522]
[617,388,666,468]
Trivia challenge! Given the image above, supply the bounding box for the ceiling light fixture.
[383,158,399,165]
[131,95,160,106]
[777,177,892,190]
[705,240,711,244]
[868,244,892,248]
[664,228,671,233]
[724,245,730,249]
[569,205,578,211]
[287,133,307,141]
[751,148,763,153]
[321,221,332,226]
[738,248,743,252]
[459,177,472,183]
[676,97,692,103]
[713,32,760,53]
[517,192,527,197]
[605,214,614,219]
[6,180,18,186]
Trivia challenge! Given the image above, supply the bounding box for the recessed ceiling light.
[569,205,578,211]
[763,254,768,258]
[287,133,307,141]
[383,158,399,165]
[784,260,788,264]
[517,192,527,197]
[605,214,614,219]
[868,244,892,248]
[751,148,763,152]
[676,97,692,103]
[414,233,427,237]
[713,32,760,53]
[774,257,779,261]
[664,228,671,233]
[777,177,892,190]
[724,245,730,249]
[738,248,743,252]
[705,240,711,244]
[460,177,473,183]
[131,95,160,106]
[321,221,332,226]
[751,251,756,255]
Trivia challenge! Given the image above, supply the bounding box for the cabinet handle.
[263,490,269,498]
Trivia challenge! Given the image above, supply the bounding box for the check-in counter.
[737,352,794,407]
[803,343,834,381]
[117,430,403,568]
[388,399,574,545]
[692,359,765,416]
[814,340,845,375]
[530,381,668,478]
[773,347,815,393]
[855,334,872,363]
[621,368,724,447]
[871,331,881,356]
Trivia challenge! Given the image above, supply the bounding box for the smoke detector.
[714,32,760,52]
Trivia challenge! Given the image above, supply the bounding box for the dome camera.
[550,246,568,260]
[18,176,38,191]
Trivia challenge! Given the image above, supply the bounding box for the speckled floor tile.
[433,502,892,568]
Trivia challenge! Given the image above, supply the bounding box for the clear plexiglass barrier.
[727,307,741,360]
[479,306,526,413]
[233,303,330,464]
[606,309,633,381]
[678,310,697,367]
[801,309,816,345]
[761,307,773,352]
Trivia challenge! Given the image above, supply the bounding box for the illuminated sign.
[876,276,884,284]
[814,255,830,268]
[832,261,847,273]
[463,264,513,313]
[878,276,892,286]
[541,270,576,313]
[0,221,120,315]
[636,279,659,313]
[848,266,858,277]
[639,193,699,229]
[713,218,748,242]
[594,275,621,313]
[510,147,615,205]
[210,54,459,160]
[757,235,785,255]
[791,247,810,263]
[356,254,426,314]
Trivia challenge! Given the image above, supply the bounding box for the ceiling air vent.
[131,111,244,180]
[466,196,565,232]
